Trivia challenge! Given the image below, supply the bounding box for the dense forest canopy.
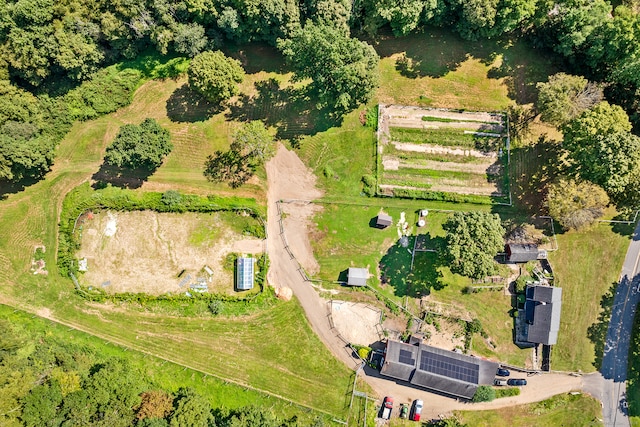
[1,0,640,209]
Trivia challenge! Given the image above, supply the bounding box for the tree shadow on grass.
[379,235,445,298]
[226,78,341,144]
[587,282,617,372]
[0,175,41,200]
[91,163,154,189]
[508,136,564,215]
[166,84,224,123]
[373,29,483,78]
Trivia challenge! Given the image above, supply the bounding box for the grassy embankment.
[457,393,603,427]
[0,48,355,418]
[0,305,335,424]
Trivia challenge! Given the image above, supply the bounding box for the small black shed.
[506,243,539,263]
[376,214,393,228]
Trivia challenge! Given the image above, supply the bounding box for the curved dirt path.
[265,144,361,370]
[265,144,604,420]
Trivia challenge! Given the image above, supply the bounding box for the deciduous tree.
[188,51,245,103]
[536,73,603,126]
[547,179,609,230]
[562,103,640,208]
[441,211,505,279]
[278,23,378,115]
[169,388,213,427]
[104,118,172,170]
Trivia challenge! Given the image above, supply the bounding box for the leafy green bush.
[472,385,496,402]
[365,106,378,128]
[65,68,142,121]
[208,300,224,315]
[361,174,377,196]
[495,387,521,398]
[357,347,371,360]
[391,188,495,204]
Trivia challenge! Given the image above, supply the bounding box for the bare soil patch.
[329,301,382,346]
[77,210,263,295]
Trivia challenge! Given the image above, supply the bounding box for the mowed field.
[0,50,357,417]
[77,210,263,295]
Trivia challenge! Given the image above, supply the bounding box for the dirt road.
[265,144,603,420]
[265,144,361,370]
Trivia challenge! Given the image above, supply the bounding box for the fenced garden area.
[377,105,511,204]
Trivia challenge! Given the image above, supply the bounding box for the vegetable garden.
[377,105,511,204]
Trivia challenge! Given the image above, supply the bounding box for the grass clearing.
[548,224,632,372]
[457,393,603,426]
[0,50,356,418]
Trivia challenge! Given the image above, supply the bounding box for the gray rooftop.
[376,214,392,227]
[506,243,539,263]
[347,267,369,287]
[381,340,499,400]
[524,285,562,345]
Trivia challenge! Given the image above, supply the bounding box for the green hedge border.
[58,183,269,307]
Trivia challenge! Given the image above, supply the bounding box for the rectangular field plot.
[76,210,264,295]
[378,105,510,203]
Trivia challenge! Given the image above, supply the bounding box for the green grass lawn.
[549,225,631,372]
[457,393,603,426]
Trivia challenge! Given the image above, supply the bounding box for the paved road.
[597,221,640,426]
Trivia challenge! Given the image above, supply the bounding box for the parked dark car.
[380,396,393,420]
[507,378,527,386]
[496,368,510,377]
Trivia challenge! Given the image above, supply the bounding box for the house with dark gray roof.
[524,285,562,345]
[506,243,543,263]
[347,267,369,287]
[380,340,499,400]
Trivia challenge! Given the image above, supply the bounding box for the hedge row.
[390,188,495,205]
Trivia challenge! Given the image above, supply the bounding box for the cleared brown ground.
[77,210,263,295]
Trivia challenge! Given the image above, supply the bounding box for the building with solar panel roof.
[380,339,499,400]
[236,257,254,290]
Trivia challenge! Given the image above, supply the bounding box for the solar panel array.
[237,257,254,289]
[398,349,415,366]
[419,351,479,384]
